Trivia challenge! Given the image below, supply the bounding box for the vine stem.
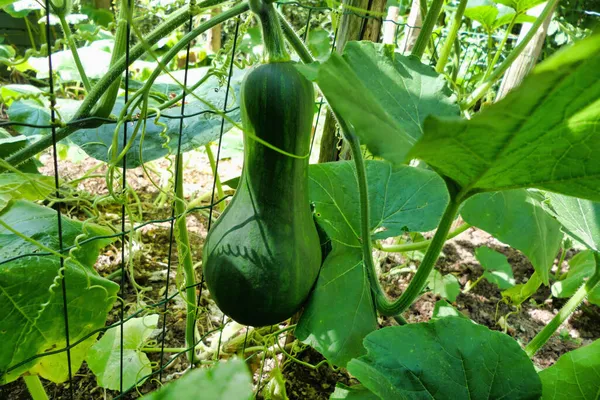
[525,252,600,358]
[334,109,462,316]
[173,153,198,363]
[23,375,49,400]
[411,0,444,59]
[461,0,559,109]
[2,0,244,172]
[58,14,92,92]
[249,0,290,62]
[375,223,470,253]
[277,8,313,63]
[482,13,518,80]
[435,0,468,73]
[205,144,225,212]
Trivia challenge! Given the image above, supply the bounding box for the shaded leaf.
[411,33,600,202]
[462,190,562,285]
[0,173,54,202]
[347,318,541,400]
[502,271,543,306]
[330,383,379,399]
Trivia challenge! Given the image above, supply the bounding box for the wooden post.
[496,2,556,100]
[318,0,387,163]
[400,0,422,53]
[382,6,400,45]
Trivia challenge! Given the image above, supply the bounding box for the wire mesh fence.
[0,0,552,398]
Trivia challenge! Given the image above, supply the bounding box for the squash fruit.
[202,62,322,327]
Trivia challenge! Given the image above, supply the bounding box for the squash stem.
[174,154,198,363]
[435,0,468,73]
[58,14,92,92]
[23,375,49,400]
[411,0,444,60]
[249,0,290,62]
[277,9,313,63]
[525,252,600,358]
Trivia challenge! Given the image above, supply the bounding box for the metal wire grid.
[0,1,517,398]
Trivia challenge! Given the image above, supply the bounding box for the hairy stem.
[58,15,91,92]
[435,0,468,73]
[411,0,444,59]
[376,223,470,253]
[462,0,559,109]
[525,252,600,357]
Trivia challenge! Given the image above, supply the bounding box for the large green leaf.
[464,0,499,29]
[546,194,600,251]
[0,173,53,202]
[87,315,158,391]
[70,70,244,168]
[7,97,80,137]
[0,132,40,173]
[551,250,600,305]
[462,190,562,285]
[306,41,459,165]
[539,339,600,400]
[142,359,253,400]
[347,318,542,400]
[0,200,119,384]
[411,33,600,202]
[296,161,449,367]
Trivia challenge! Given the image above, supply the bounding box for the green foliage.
[411,33,600,202]
[432,299,466,320]
[142,359,253,399]
[427,270,460,301]
[0,200,118,384]
[462,190,562,285]
[551,250,600,305]
[475,246,515,289]
[538,339,600,399]
[330,383,379,399]
[296,161,450,366]
[347,318,542,399]
[545,193,600,251]
[87,315,159,391]
[299,41,459,164]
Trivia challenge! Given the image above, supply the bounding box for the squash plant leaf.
[475,246,515,289]
[431,299,466,320]
[297,161,449,367]
[494,0,546,13]
[87,315,158,391]
[0,200,119,384]
[551,250,600,306]
[347,318,542,400]
[539,339,600,400]
[411,33,600,202]
[142,358,253,400]
[426,270,460,302]
[0,172,54,203]
[545,193,600,251]
[330,383,379,399]
[461,190,562,285]
[306,41,459,165]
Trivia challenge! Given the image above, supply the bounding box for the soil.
[2,150,600,400]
